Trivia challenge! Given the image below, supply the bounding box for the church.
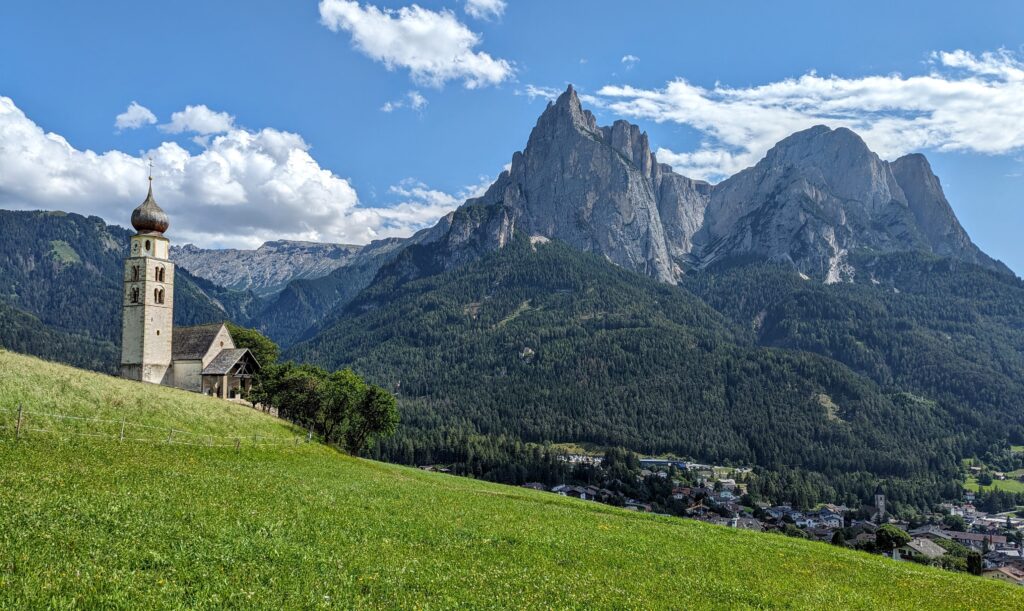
[119,177,261,399]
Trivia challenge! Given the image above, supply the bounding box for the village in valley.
[467,453,1024,584]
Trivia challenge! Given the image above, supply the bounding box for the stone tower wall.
[121,234,174,385]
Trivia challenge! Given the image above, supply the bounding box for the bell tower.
[120,173,174,384]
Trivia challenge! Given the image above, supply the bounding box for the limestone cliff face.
[890,154,1011,274]
[470,86,709,283]
[172,240,360,296]
[693,126,1009,280]
[695,126,926,281]
[410,88,1009,285]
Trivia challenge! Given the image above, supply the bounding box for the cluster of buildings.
[523,459,1024,584]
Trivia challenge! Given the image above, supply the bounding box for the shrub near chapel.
[252,360,398,455]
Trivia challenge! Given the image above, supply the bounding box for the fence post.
[253,433,258,446]
[167,428,174,444]
[119,417,126,442]
[15,404,23,440]
[307,429,312,443]
[235,437,240,452]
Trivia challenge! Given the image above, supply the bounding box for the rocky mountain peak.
[891,153,1011,274]
[469,84,709,284]
[404,88,1010,288]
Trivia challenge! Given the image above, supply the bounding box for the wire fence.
[0,404,312,450]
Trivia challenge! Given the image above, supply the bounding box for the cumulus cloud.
[318,0,513,88]
[465,0,506,20]
[517,84,561,102]
[381,90,428,112]
[159,104,235,135]
[597,49,1024,181]
[114,101,157,131]
[386,174,493,219]
[0,96,455,248]
[621,54,639,66]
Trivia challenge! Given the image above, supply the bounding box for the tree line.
[227,323,398,455]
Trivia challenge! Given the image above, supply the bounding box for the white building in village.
[119,177,260,398]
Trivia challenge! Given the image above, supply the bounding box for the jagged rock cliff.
[470,85,709,283]
[171,240,361,296]
[433,86,1007,284]
[890,153,1010,274]
[693,125,1008,280]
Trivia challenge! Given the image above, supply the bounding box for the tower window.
[155,266,165,282]
[145,240,151,251]
[131,265,140,281]
[130,287,140,303]
[155,288,165,304]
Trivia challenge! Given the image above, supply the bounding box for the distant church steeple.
[120,169,175,384]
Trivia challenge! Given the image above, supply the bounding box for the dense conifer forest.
[289,236,1024,512]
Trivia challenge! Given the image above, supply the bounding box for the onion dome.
[131,178,169,234]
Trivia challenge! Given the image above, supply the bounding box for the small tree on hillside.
[226,322,280,367]
[875,524,911,553]
[321,369,366,442]
[344,385,399,455]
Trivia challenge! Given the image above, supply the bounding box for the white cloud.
[388,174,492,210]
[597,49,1024,181]
[517,84,561,102]
[160,104,235,135]
[0,96,454,248]
[319,0,513,89]
[114,101,157,131]
[465,0,506,20]
[381,90,428,113]
[621,54,639,65]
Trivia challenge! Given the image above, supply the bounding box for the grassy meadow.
[1,349,1022,609]
[965,476,1024,494]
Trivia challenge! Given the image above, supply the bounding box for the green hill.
[0,350,1020,608]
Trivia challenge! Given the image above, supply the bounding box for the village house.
[982,566,1024,586]
[946,531,1007,551]
[896,538,947,562]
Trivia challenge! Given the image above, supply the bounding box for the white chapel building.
[120,178,260,399]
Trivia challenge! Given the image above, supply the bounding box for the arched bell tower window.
[131,265,140,281]
[144,239,151,252]
[130,287,140,303]
[154,288,165,304]
[155,266,164,282]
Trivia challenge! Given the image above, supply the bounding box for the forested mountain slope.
[289,234,1018,509]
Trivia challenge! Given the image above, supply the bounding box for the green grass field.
[965,476,1024,494]
[1,350,1022,609]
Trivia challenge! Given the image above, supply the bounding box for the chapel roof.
[202,348,256,376]
[172,323,226,360]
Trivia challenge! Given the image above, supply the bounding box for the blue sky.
[0,1,1021,274]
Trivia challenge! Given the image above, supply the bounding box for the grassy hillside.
[0,350,1020,608]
